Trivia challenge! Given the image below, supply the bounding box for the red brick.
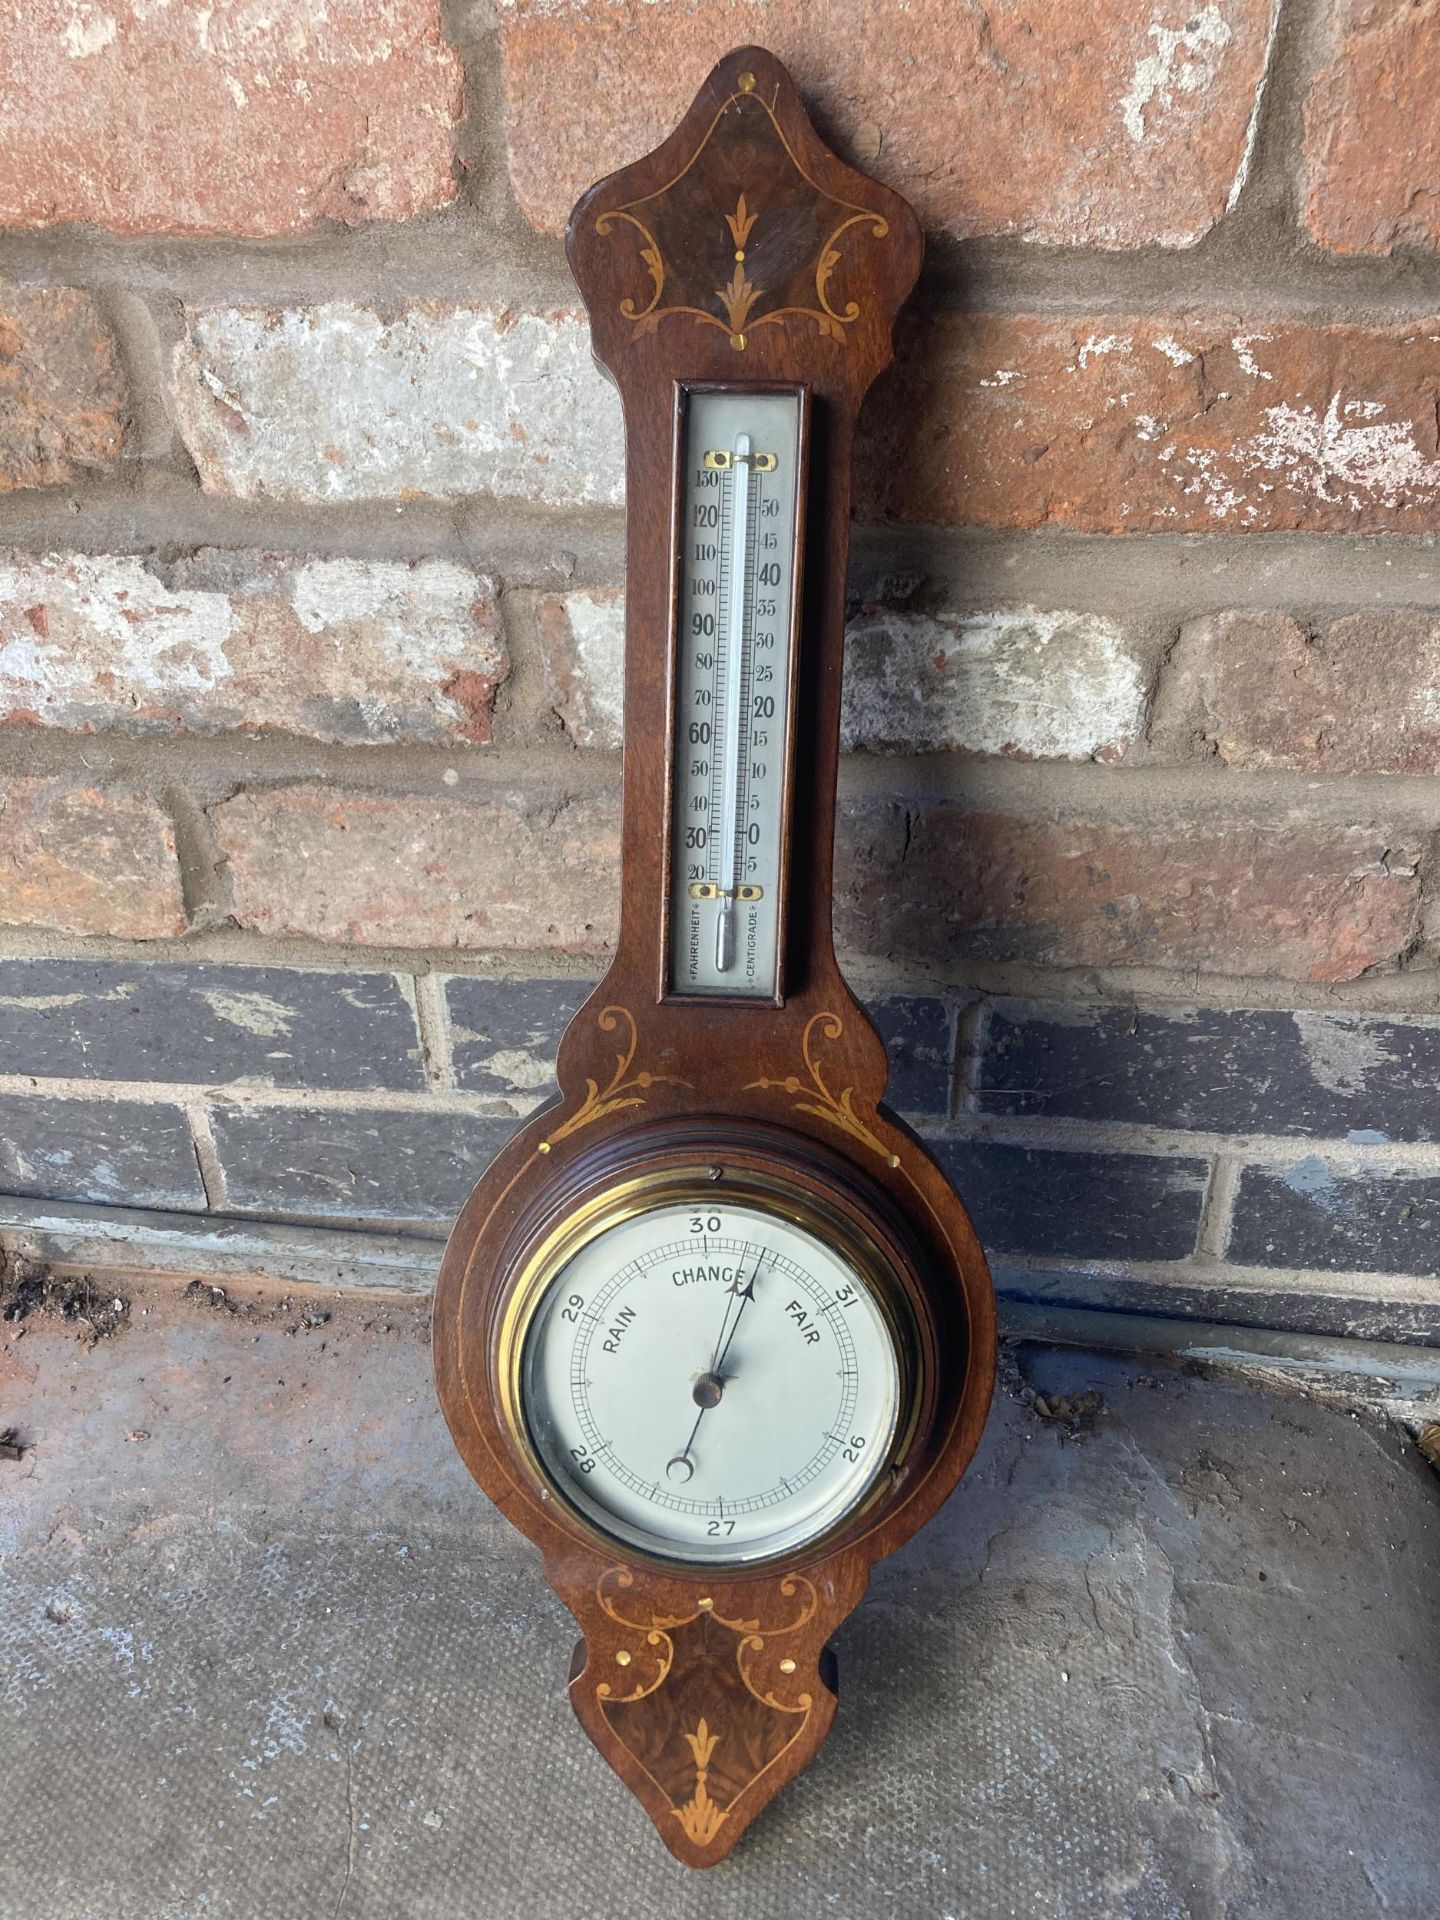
[0,1,461,238]
[0,287,124,491]
[535,589,625,749]
[498,0,1275,247]
[862,314,1440,534]
[211,784,621,952]
[0,552,506,746]
[0,777,185,938]
[1304,1,1440,253]
[835,806,1421,982]
[1155,611,1440,773]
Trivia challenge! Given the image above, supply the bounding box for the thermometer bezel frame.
[658,378,812,1011]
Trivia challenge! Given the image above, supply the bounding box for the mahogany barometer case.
[433,46,996,1866]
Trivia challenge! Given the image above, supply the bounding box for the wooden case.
[433,46,995,1866]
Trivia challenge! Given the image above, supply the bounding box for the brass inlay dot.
[779,1658,797,1674]
[738,71,756,92]
[698,1597,714,1610]
[615,1649,632,1667]
[735,249,745,261]
[729,333,746,351]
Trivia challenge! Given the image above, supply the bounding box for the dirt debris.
[1000,1342,1109,1441]
[1,1258,129,1345]
[1028,1387,1107,1437]
[183,1280,248,1316]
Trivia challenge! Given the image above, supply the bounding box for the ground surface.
[2,1277,1437,1920]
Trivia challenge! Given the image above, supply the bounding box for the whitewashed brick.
[0,551,506,745]
[842,607,1148,760]
[536,593,1147,761]
[172,303,624,506]
[537,587,625,748]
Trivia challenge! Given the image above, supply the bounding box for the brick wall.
[2,0,1439,1345]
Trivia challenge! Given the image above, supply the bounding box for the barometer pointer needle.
[713,1249,765,1379]
[706,1242,752,1370]
[668,1247,766,1475]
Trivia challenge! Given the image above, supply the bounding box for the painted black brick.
[0,1095,205,1209]
[995,1265,1440,1346]
[210,1106,521,1221]
[978,1002,1440,1143]
[931,1139,1210,1263]
[1229,1160,1440,1277]
[0,959,424,1091]
[445,977,593,1097]
[872,997,955,1115]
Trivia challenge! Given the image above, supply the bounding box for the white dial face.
[520,1196,904,1564]
[668,388,802,1001]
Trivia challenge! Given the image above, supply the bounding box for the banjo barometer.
[434,46,995,1865]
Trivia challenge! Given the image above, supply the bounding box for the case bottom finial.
[553,1555,865,1866]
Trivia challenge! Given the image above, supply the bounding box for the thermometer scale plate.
[667,386,805,1001]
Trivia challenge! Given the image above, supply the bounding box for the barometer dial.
[520,1195,903,1564]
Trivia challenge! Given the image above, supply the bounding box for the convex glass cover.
[518,1180,908,1564]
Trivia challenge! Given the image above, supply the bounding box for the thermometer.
[669,390,803,997]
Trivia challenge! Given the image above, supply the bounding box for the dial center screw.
[691,1372,725,1410]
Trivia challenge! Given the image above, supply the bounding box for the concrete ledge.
[6,1197,1437,1422]
[0,1195,442,1296]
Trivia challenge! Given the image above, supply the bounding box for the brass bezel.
[494,1160,924,1572]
